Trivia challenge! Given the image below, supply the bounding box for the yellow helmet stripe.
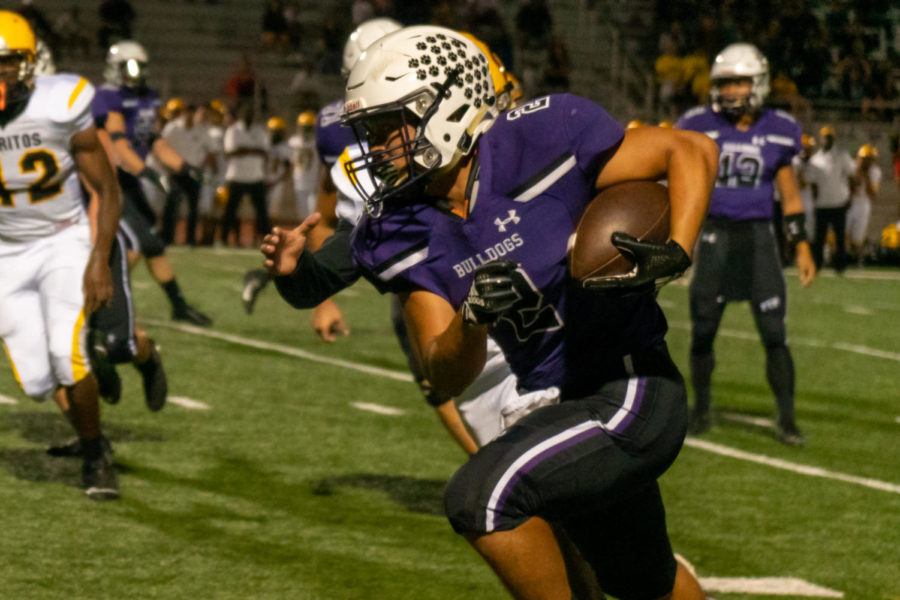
[70,309,88,381]
[67,77,88,110]
[338,147,360,187]
[2,341,23,389]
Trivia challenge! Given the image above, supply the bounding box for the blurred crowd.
[261,0,569,102]
[654,0,899,121]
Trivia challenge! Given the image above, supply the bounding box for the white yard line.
[140,319,414,383]
[698,576,843,597]
[684,438,900,495]
[842,305,873,316]
[668,320,900,362]
[350,402,406,416]
[167,396,211,410]
[0,394,18,405]
[143,320,900,496]
[721,412,774,428]
[168,246,259,257]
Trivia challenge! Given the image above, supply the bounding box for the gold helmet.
[461,32,523,111]
[296,110,316,127]
[267,116,287,130]
[819,124,835,137]
[165,97,185,118]
[857,143,877,159]
[801,133,816,148]
[0,10,37,110]
[209,98,226,115]
[626,119,644,129]
[657,120,673,129]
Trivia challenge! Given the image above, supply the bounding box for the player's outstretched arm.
[269,218,361,310]
[73,125,122,313]
[403,289,488,400]
[104,111,148,174]
[596,126,719,255]
[262,213,322,275]
[311,298,349,342]
[776,165,816,287]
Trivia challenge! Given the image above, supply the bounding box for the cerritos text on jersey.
[453,233,524,277]
[0,132,43,152]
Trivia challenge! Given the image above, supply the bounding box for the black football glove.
[178,163,204,185]
[583,232,691,293]
[139,166,169,195]
[461,260,523,325]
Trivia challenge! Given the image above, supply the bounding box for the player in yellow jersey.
[0,11,122,499]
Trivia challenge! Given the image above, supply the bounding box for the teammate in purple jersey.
[92,40,213,328]
[274,25,717,599]
[677,43,815,446]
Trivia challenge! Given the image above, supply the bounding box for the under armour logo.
[494,210,520,232]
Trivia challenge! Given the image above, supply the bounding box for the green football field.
[0,247,897,600]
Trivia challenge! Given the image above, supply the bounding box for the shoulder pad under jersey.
[32,74,95,124]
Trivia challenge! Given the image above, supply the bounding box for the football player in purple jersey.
[92,40,213,328]
[677,43,816,446]
[261,31,539,458]
[267,25,717,600]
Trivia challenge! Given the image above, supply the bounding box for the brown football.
[568,181,671,284]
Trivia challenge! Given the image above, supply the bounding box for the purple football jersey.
[92,84,161,160]
[352,94,668,396]
[316,98,355,168]
[677,106,801,221]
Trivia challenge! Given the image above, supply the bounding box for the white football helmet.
[34,38,55,76]
[342,25,496,215]
[710,42,769,118]
[105,40,149,88]
[341,17,402,78]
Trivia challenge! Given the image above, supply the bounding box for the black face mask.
[0,81,31,126]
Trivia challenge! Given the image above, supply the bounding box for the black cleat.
[48,436,114,460]
[172,303,213,327]
[136,339,167,412]
[687,409,711,435]
[89,329,122,405]
[241,269,270,314]
[776,423,806,447]
[82,455,120,500]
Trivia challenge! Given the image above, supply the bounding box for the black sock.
[690,351,715,414]
[81,436,104,462]
[162,279,187,312]
[766,345,796,427]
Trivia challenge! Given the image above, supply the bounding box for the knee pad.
[105,336,137,364]
[22,377,55,402]
[443,461,486,534]
[690,320,718,355]
[757,313,787,349]
[139,232,166,258]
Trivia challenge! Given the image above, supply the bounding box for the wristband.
[784,213,807,245]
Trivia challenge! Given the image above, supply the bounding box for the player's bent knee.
[22,378,55,402]
[757,319,786,349]
[105,337,137,364]
[141,236,166,259]
[690,325,717,355]
[444,461,486,534]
